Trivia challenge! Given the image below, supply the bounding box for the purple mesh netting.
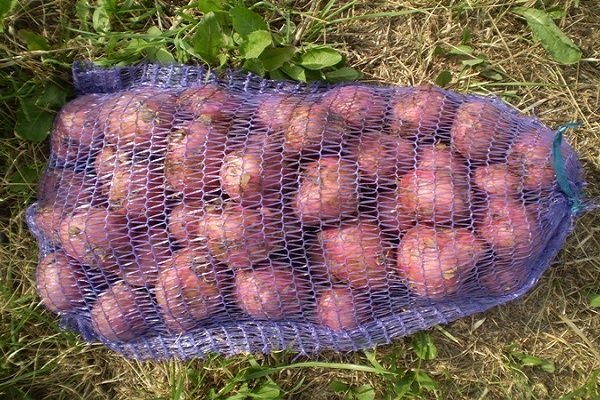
[26,63,586,360]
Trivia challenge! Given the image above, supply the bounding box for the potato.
[58,207,132,269]
[234,266,307,320]
[450,99,515,164]
[349,131,415,184]
[477,261,529,297]
[167,201,205,245]
[50,94,104,164]
[293,156,359,226]
[375,188,415,239]
[472,164,523,199]
[197,204,283,270]
[154,248,225,333]
[94,145,130,185]
[397,226,488,298]
[117,225,173,287]
[177,85,242,126]
[34,170,103,243]
[98,88,177,153]
[283,102,347,157]
[389,85,457,139]
[315,286,371,331]
[219,140,293,208]
[103,159,167,220]
[90,282,154,342]
[320,85,387,128]
[318,220,395,289]
[476,197,541,261]
[253,94,304,132]
[36,251,92,313]
[165,119,227,200]
[507,126,575,193]
[398,168,471,226]
[416,142,468,176]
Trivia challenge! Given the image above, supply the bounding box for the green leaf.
[449,44,473,55]
[299,47,343,70]
[7,166,42,194]
[92,4,111,32]
[259,46,295,71]
[15,98,55,141]
[249,382,280,399]
[412,332,438,360]
[589,294,600,307]
[242,58,265,76]
[230,6,268,38]
[192,12,224,65]
[37,82,69,109]
[240,30,272,59]
[18,29,50,51]
[435,70,452,87]
[197,0,223,13]
[75,0,90,27]
[281,63,307,82]
[512,7,582,64]
[354,384,376,400]
[462,58,486,67]
[330,381,349,392]
[414,370,440,392]
[0,0,17,33]
[147,47,175,64]
[324,67,362,82]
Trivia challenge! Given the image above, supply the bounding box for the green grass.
[1,0,600,399]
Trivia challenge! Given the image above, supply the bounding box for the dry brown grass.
[1,0,599,399]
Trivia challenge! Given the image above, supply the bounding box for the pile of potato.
[32,82,577,342]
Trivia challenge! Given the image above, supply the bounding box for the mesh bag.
[26,63,587,360]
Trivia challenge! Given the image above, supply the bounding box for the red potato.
[104,160,167,220]
[375,189,415,239]
[58,207,132,269]
[234,266,307,320]
[416,142,468,176]
[349,131,415,184]
[320,85,387,128]
[167,201,205,245]
[90,282,154,342]
[397,226,488,298]
[165,120,227,200]
[315,286,371,331]
[98,88,177,153]
[155,248,225,333]
[197,204,283,270]
[389,85,457,139]
[450,99,515,164]
[219,141,293,208]
[177,85,242,125]
[318,220,395,289]
[283,102,347,157]
[398,168,471,226]
[36,251,92,313]
[476,197,541,261]
[472,164,523,199]
[95,145,130,185]
[507,126,575,193]
[50,94,104,164]
[293,156,360,226]
[116,225,173,287]
[477,262,529,297]
[254,94,305,132]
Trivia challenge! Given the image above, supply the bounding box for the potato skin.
[472,164,523,199]
[476,197,541,261]
[98,88,177,153]
[58,207,132,269]
[283,102,347,157]
[177,85,242,125]
[167,201,205,245]
[315,286,371,331]
[318,220,395,289]
[398,168,471,226]
[197,204,283,270]
[349,131,415,184]
[90,282,154,342]
[389,85,457,139]
[397,226,488,298]
[154,248,224,333]
[320,85,387,128]
[375,188,415,239]
[36,251,92,313]
[234,266,306,320]
[450,99,515,164]
[507,126,575,193]
[254,94,305,132]
[165,120,227,200]
[293,156,360,226]
[477,261,529,297]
